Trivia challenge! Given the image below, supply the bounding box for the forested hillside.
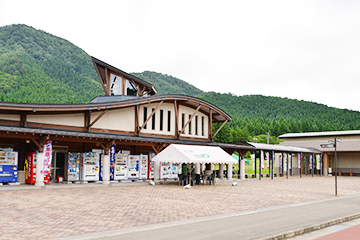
[0,24,102,103]
[132,71,203,96]
[1,24,359,143]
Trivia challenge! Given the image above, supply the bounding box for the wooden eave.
[0,94,232,123]
[0,125,252,150]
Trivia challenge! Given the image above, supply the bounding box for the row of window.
[143,107,205,136]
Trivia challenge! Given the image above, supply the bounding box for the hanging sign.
[261,150,264,169]
[298,153,301,169]
[266,152,270,168]
[316,155,321,170]
[41,141,52,174]
[309,154,313,170]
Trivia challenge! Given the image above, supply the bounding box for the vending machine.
[127,155,139,180]
[25,152,50,184]
[65,152,80,182]
[0,149,18,183]
[114,153,128,181]
[80,152,100,182]
[148,153,155,180]
[139,155,148,180]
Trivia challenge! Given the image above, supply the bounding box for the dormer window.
[126,80,138,96]
[111,74,122,95]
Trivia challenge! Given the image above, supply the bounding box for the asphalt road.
[53,194,360,240]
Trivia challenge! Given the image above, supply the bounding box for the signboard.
[321,144,334,148]
[41,141,52,174]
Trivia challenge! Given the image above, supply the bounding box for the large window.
[110,74,122,95]
[181,114,185,130]
[160,110,163,131]
[152,108,156,130]
[167,111,171,132]
[143,107,147,129]
[188,114,192,134]
[201,116,205,136]
[126,80,138,96]
[195,116,198,135]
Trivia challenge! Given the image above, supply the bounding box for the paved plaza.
[1,176,360,240]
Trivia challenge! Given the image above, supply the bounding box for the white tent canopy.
[152,144,238,164]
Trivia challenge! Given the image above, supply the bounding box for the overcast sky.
[1,0,360,111]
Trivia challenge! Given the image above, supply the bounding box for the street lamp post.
[321,138,341,196]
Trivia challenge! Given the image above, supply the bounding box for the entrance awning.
[152,144,238,164]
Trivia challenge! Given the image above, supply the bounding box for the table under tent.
[152,144,238,185]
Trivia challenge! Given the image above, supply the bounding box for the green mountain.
[1,24,360,142]
[132,71,203,96]
[0,24,103,103]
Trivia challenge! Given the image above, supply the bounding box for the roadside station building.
[280,131,360,176]
[0,57,253,185]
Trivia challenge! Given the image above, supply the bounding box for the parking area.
[1,176,360,240]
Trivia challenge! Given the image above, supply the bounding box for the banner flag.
[298,153,301,169]
[280,155,282,170]
[251,154,255,171]
[309,154,313,170]
[110,145,116,180]
[261,150,264,169]
[41,141,52,174]
[266,152,270,168]
[316,155,321,170]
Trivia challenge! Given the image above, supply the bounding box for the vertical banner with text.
[41,141,52,174]
[110,145,116,180]
[309,154,313,170]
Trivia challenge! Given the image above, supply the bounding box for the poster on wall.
[261,150,264,169]
[41,141,52,174]
[309,154,313,170]
[266,152,270,168]
[316,155,321,170]
[298,153,301,169]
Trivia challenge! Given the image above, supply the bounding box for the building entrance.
[50,146,68,182]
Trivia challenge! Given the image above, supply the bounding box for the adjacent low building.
[279,130,360,176]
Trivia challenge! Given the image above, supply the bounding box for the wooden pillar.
[323,153,329,176]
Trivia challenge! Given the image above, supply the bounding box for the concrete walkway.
[1,176,360,240]
[49,194,360,240]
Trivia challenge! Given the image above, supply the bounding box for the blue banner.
[110,145,116,180]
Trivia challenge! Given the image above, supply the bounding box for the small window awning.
[152,144,238,164]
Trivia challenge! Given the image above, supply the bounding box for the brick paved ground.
[1,176,360,240]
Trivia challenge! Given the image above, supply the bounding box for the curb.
[263,212,360,240]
